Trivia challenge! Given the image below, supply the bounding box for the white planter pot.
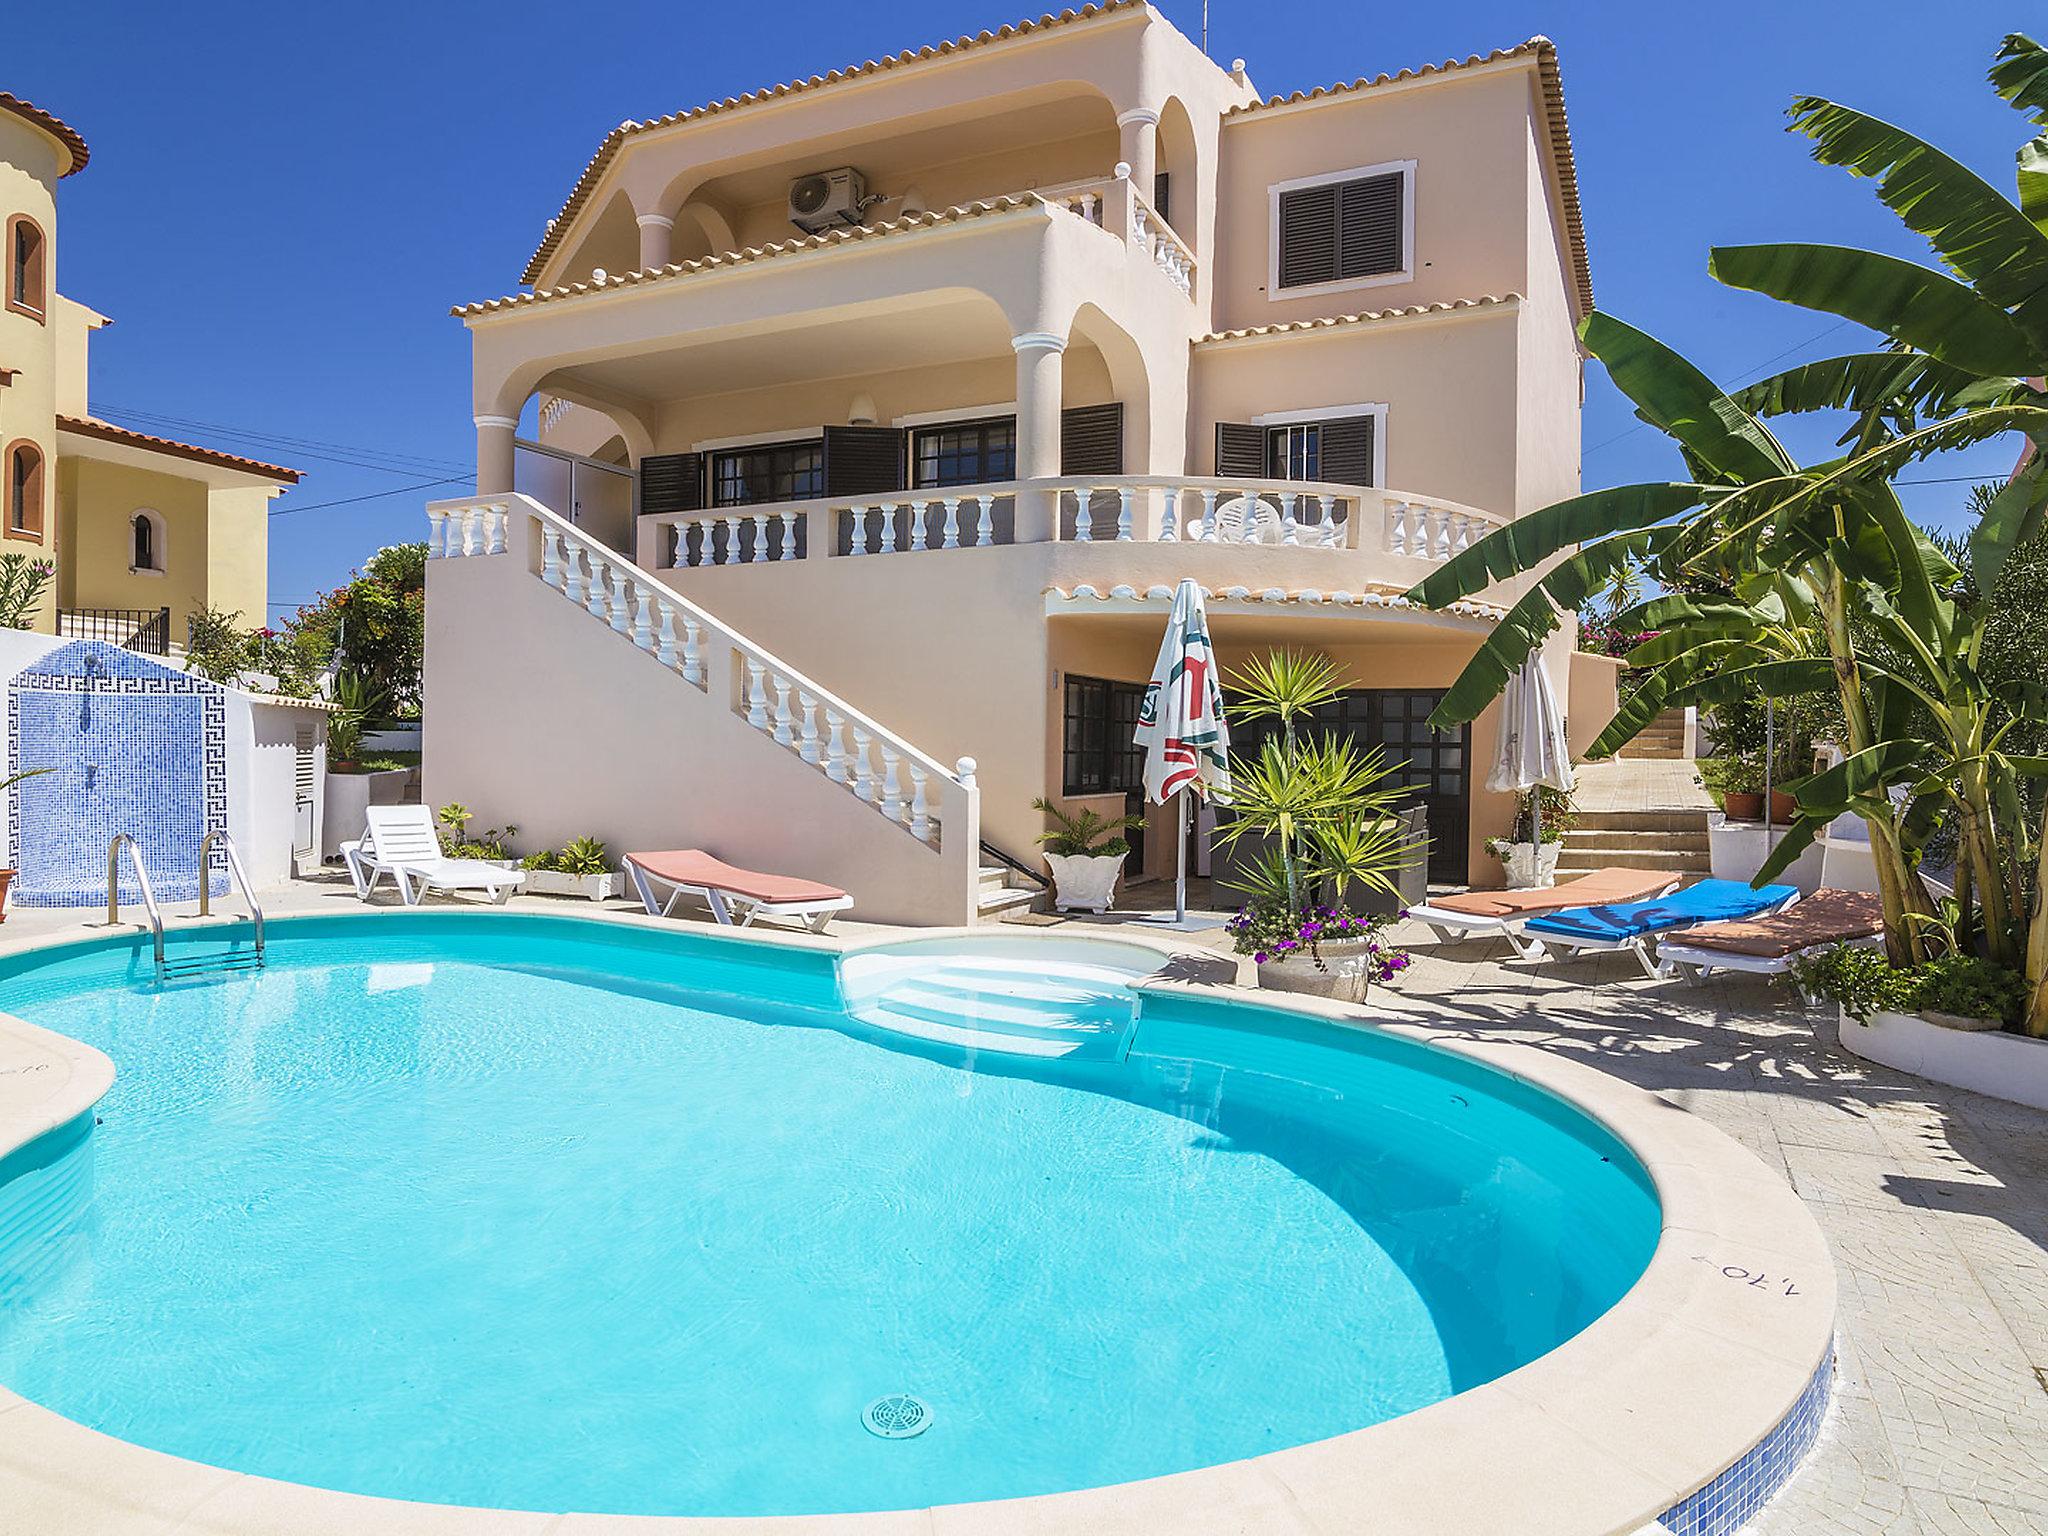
[1255,938,1379,1003]
[1709,818,1825,892]
[1497,842,1561,889]
[1839,1006,2048,1112]
[322,767,417,860]
[1045,853,1125,913]
[524,869,621,902]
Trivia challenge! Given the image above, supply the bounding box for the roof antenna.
[1202,1,1209,55]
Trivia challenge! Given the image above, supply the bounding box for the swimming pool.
[0,913,1667,1519]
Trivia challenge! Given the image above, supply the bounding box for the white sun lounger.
[624,849,852,932]
[343,805,526,907]
[1657,888,1885,981]
[1410,867,1683,958]
[1519,879,1802,978]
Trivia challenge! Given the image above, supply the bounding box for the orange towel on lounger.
[623,850,847,905]
[1428,867,1676,920]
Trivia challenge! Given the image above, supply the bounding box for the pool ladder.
[106,832,266,982]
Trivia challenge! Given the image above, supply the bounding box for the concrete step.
[976,884,1043,920]
[1616,743,1687,759]
[1572,809,1712,833]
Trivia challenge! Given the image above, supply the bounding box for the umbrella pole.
[1175,792,1189,923]
[1532,791,1543,886]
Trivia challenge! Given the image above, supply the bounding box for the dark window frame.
[911,414,1016,489]
[5,214,46,322]
[5,440,44,539]
[1062,673,1148,797]
[709,437,825,507]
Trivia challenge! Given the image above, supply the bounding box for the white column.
[1012,331,1066,544]
[636,212,675,271]
[474,414,517,496]
[1116,107,1160,202]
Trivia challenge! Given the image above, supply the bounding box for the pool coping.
[0,907,1836,1536]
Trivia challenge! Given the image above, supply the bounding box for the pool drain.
[862,1393,932,1439]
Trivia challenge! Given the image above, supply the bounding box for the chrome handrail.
[106,833,165,972]
[197,829,265,963]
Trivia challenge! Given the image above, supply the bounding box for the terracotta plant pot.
[0,868,13,922]
[1768,789,1799,824]
[1722,791,1764,821]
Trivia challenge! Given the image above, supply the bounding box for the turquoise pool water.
[0,915,1658,1517]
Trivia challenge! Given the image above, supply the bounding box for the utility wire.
[92,401,473,478]
[268,475,468,517]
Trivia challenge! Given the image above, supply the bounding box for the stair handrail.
[196,829,265,963]
[979,837,1050,890]
[106,833,165,973]
[435,494,972,793]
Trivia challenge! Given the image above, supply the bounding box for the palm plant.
[1030,798,1145,859]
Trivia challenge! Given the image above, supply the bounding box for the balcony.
[632,475,1509,615]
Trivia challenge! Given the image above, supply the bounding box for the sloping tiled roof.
[520,2,1142,286]
[1198,293,1521,346]
[1225,38,1593,316]
[462,195,1047,319]
[57,415,301,484]
[0,92,89,177]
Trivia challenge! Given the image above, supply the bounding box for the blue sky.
[10,0,2031,617]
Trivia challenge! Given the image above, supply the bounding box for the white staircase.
[840,950,1141,1060]
[424,493,982,926]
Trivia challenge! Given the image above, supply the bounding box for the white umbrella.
[1487,651,1575,884]
[1134,579,1232,923]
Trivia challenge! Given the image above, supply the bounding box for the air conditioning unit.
[788,167,867,233]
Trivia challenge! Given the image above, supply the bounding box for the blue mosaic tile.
[1659,1349,1833,1535]
[6,641,227,907]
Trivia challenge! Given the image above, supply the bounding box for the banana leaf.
[1403,486,1700,609]
[1989,34,2048,131]
[1580,312,1795,482]
[1730,351,2020,423]
[1966,448,2048,593]
[1753,815,1826,889]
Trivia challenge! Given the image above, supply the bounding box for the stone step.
[1554,847,1712,873]
[1563,829,1710,852]
[1616,744,1687,759]
[976,884,1043,920]
[1571,809,1712,833]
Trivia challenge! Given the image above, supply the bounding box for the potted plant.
[324,668,382,772]
[436,803,520,867]
[0,766,54,921]
[1031,798,1144,913]
[1213,651,1422,999]
[1484,785,1575,888]
[1698,755,1765,821]
[521,837,621,902]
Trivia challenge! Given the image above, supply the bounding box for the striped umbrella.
[1135,579,1232,920]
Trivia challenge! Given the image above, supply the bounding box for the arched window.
[5,216,46,321]
[131,509,165,572]
[6,441,43,538]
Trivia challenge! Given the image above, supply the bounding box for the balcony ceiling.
[545,293,1033,400]
[691,91,1116,209]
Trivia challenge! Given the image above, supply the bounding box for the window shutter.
[1276,183,1337,289]
[1318,416,1375,487]
[1214,422,1265,478]
[822,425,905,496]
[1060,403,1123,475]
[640,452,704,515]
[1337,173,1404,280]
[1152,173,1170,227]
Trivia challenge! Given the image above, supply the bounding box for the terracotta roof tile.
[461,195,1049,319]
[1198,293,1521,345]
[1225,38,1592,315]
[57,415,301,483]
[520,2,1140,286]
[0,92,88,177]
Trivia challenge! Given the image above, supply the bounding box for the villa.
[1,92,299,655]
[424,1,1606,924]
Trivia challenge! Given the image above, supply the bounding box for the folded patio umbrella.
[1487,649,1576,882]
[1134,578,1231,923]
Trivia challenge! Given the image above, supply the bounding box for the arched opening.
[5,440,43,538]
[553,189,640,285]
[6,215,46,321]
[130,509,166,573]
[1155,97,1198,253]
[1066,304,1154,478]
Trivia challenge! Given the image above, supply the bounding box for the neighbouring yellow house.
[425,2,1609,924]
[1,91,298,654]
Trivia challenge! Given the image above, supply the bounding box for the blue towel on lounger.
[1523,879,1799,943]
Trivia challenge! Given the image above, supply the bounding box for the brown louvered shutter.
[1276,183,1337,289]
[640,452,704,515]
[1152,173,1170,227]
[1060,403,1123,475]
[1214,422,1266,477]
[1338,173,1404,280]
[822,426,905,496]
[1318,416,1375,487]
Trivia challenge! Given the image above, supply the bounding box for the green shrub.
[1913,955,2026,1026]
[1787,944,2025,1026]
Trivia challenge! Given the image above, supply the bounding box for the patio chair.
[1519,878,1801,978]
[1410,867,1682,958]
[343,805,526,907]
[624,849,853,932]
[1657,888,1884,981]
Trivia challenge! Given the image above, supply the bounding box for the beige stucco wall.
[0,114,62,619]
[1568,649,1626,762]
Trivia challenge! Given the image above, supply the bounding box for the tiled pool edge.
[1657,1349,1834,1536]
[0,912,1837,1536]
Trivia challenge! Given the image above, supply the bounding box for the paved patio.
[1,877,2042,1533]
